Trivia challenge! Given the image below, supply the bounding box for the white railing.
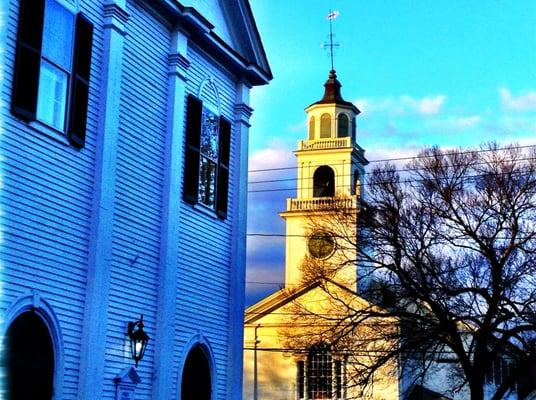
[298,137,352,151]
[287,196,358,211]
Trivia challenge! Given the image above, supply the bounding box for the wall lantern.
[127,315,149,367]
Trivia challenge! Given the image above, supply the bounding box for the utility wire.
[248,156,536,185]
[248,168,536,193]
[247,144,536,174]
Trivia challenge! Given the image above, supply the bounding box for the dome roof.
[309,70,360,113]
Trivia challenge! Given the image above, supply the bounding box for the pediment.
[179,0,271,82]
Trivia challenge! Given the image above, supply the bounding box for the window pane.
[200,107,219,161]
[37,60,68,130]
[199,157,216,207]
[42,0,74,70]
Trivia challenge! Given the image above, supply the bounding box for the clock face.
[308,232,335,259]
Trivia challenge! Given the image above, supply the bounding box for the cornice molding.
[103,3,130,34]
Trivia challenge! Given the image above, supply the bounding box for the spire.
[310,70,359,113]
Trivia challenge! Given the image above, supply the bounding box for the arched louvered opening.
[181,345,212,400]
[313,166,335,197]
[5,312,55,400]
[337,113,349,137]
[320,113,331,138]
[309,116,315,139]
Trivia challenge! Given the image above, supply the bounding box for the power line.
[248,168,536,193]
[248,156,536,185]
[247,144,536,174]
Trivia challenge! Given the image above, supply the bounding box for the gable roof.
[245,278,371,325]
[155,0,272,86]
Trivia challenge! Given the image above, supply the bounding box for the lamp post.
[127,315,149,367]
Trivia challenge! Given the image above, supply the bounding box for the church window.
[297,344,344,399]
[5,312,55,400]
[11,0,94,148]
[320,113,331,138]
[313,166,335,197]
[183,95,231,219]
[337,113,349,137]
[309,116,315,140]
[181,345,212,400]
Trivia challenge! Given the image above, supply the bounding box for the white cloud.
[248,141,294,173]
[499,87,536,112]
[355,94,446,116]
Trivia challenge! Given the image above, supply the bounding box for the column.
[151,29,190,400]
[78,2,129,399]
[226,82,253,400]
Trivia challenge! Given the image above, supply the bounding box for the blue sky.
[245,1,536,305]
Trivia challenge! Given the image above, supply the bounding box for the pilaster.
[227,82,253,400]
[151,29,190,400]
[78,1,129,399]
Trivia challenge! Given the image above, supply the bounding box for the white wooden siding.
[0,0,104,397]
[175,44,239,399]
[104,0,170,398]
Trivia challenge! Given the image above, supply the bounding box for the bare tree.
[281,144,536,400]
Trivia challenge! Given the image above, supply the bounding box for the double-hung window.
[183,94,231,219]
[11,0,94,148]
[297,344,344,399]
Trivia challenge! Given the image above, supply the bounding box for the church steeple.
[280,69,369,289]
[311,70,360,113]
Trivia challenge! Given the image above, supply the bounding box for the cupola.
[305,70,360,141]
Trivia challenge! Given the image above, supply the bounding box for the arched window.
[5,312,55,400]
[313,166,335,197]
[337,113,349,137]
[297,344,344,399]
[181,345,212,400]
[309,116,315,140]
[351,117,356,142]
[320,113,331,138]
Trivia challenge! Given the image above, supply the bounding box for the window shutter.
[183,95,202,204]
[11,0,45,121]
[68,13,94,149]
[216,117,231,219]
[297,361,305,399]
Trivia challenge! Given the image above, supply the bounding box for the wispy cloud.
[355,94,446,116]
[499,87,536,112]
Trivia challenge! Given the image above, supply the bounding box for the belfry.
[280,69,368,288]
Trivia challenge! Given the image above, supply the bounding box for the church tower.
[280,69,369,289]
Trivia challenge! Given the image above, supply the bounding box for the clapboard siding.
[104,0,169,398]
[0,0,104,397]
[174,43,240,399]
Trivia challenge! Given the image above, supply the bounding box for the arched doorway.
[313,166,335,197]
[5,312,55,400]
[181,345,212,400]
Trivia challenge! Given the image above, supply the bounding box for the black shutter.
[216,117,231,219]
[183,95,202,204]
[297,361,305,399]
[11,0,45,121]
[68,13,94,148]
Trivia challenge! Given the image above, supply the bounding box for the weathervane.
[323,10,340,71]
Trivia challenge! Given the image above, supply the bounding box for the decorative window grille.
[297,345,344,399]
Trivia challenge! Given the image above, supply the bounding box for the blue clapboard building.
[0,0,271,398]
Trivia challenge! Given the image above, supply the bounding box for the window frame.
[11,0,93,148]
[297,345,345,400]
[183,94,231,220]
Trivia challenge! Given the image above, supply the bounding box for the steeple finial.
[324,10,340,71]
